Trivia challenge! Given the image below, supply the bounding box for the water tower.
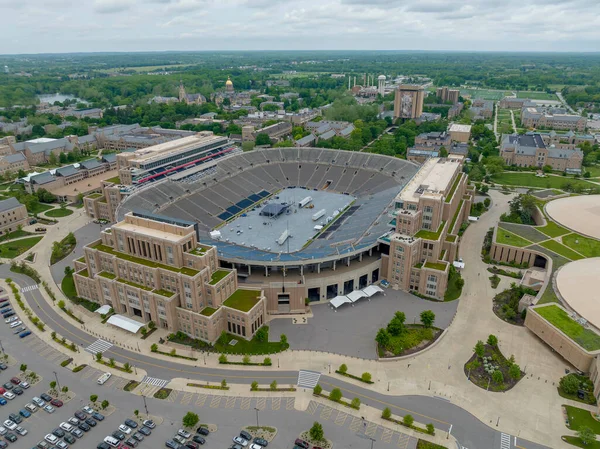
[377,75,386,96]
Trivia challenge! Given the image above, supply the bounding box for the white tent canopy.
[330,295,352,309]
[330,284,385,309]
[362,285,384,297]
[347,290,367,302]
[106,314,145,334]
[94,304,112,315]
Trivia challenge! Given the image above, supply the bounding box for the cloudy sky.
[2,0,600,54]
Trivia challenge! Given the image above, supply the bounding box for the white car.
[45,434,59,444]
[233,436,249,447]
[0,426,6,435]
[56,440,69,449]
[20,381,29,389]
[9,320,22,328]
[177,429,191,439]
[250,444,264,449]
[3,420,16,431]
[68,417,79,426]
[32,396,45,407]
[15,426,27,436]
[43,405,55,413]
[5,316,17,323]
[3,392,15,400]
[82,405,94,414]
[59,422,74,432]
[142,420,155,429]
[118,424,132,434]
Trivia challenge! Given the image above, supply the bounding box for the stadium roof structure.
[260,203,288,217]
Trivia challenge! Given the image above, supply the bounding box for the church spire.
[178,80,186,102]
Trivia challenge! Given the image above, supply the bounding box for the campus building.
[379,157,472,300]
[500,133,583,171]
[448,124,472,143]
[0,197,28,236]
[73,212,266,342]
[393,85,425,119]
[521,108,586,132]
[436,87,460,105]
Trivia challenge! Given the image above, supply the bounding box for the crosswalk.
[141,376,169,388]
[21,285,38,293]
[85,339,113,355]
[297,370,321,388]
[500,433,511,449]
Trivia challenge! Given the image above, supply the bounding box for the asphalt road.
[1,264,550,449]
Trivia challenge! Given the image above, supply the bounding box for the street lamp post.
[53,371,61,392]
[142,395,149,417]
[254,407,260,428]
[368,437,375,449]
[0,340,4,353]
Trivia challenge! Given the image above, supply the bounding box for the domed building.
[225,76,234,93]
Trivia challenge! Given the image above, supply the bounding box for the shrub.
[403,414,414,427]
[578,427,596,445]
[148,321,156,330]
[351,397,361,408]
[487,334,498,347]
[560,375,581,395]
[270,380,277,391]
[263,357,272,366]
[182,412,199,428]
[255,327,268,342]
[382,407,392,419]
[426,423,435,435]
[492,370,504,384]
[375,328,390,348]
[221,379,227,388]
[50,381,56,390]
[243,355,250,365]
[251,381,258,391]
[140,327,147,336]
[509,364,521,380]
[309,421,324,441]
[361,372,372,383]
[19,364,27,372]
[338,364,348,374]
[474,340,485,357]
[218,354,228,364]
[101,400,109,409]
[279,334,287,346]
[62,386,68,393]
[420,310,435,328]
[170,348,176,356]
[329,388,342,402]
[57,300,65,309]
[150,344,158,352]
[313,384,322,395]
[90,395,98,403]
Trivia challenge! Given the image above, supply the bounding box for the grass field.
[516,91,558,100]
[45,208,73,218]
[460,88,510,100]
[495,228,532,247]
[491,172,596,190]
[29,202,54,214]
[562,233,600,258]
[98,64,195,73]
[585,165,600,178]
[563,436,600,449]
[0,236,43,258]
[539,239,585,260]
[564,405,600,433]
[499,223,548,242]
[537,221,570,238]
[536,305,600,351]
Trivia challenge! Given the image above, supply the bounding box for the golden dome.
[225,77,233,86]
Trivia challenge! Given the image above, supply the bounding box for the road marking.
[334,411,347,426]
[349,416,362,432]
[140,376,169,388]
[180,392,194,406]
[195,394,207,407]
[381,428,393,443]
[297,370,321,388]
[501,433,511,449]
[167,390,179,403]
[365,421,378,437]
[21,285,38,293]
[286,397,294,410]
[256,397,266,410]
[397,433,410,449]
[81,367,96,380]
[240,397,250,410]
[114,379,128,390]
[104,377,118,388]
[210,396,222,408]
[307,401,319,415]
[271,397,280,411]
[39,346,54,356]
[84,339,113,355]
[225,396,236,408]
[320,406,333,420]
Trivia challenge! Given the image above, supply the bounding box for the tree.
[50,381,56,390]
[19,364,26,372]
[474,340,485,358]
[270,380,278,391]
[221,379,227,388]
[338,364,348,374]
[148,321,156,330]
[62,386,68,393]
[255,133,271,146]
[542,164,553,174]
[509,364,521,380]
[382,407,392,419]
[420,310,436,328]
[263,357,271,366]
[492,370,504,384]
[426,423,435,435]
[134,410,139,416]
[375,328,390,348]
[109,358,116,367]
[123,363,132,373]
[150,344,158,352]
[403,414,414,427]
[243,355,251,365]
[280,334,288,346]
[90,394,98,403]
[559,375,580,395]
[101,400,109,410]
[140,327,147,336]
[578,427,596,445]
[57,299,65,309]
[218,354,228,364]
[64,266,73,276]
[251,381,258,391]
[487,334,498,347]
[182,412,199,429]
[439,146,448,157]
[351,397,361,408]
[387,311,406,336]
[329,388,342,402]
[361,372,372,383]
[255,326,268,342]
[309,421,324,441]
[95,352,103,362]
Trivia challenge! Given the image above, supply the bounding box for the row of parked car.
[1,298,31,339]
[97,418,156,449]
[38,404,106,449]
[165,425,210,449]
[0,375,35,447]
[229,430,269,449]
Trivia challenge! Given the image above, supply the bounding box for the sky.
[2,0,600,54]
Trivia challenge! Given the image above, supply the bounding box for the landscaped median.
[334,364,373,384]
[381,407,436,436]
[312,384,361,410]
[5,278,46,331]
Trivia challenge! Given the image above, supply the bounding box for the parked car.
[3,392,15,400]
[132,432,144,442]
[124,419,138,429]
[40,393,53,402]
[97,443,111,449]
[85,418,97,427]
[124,437,138,447]
[173,435,187,445]
[185,443,199,449]
[64,434,76,444]
[0,364,7,371]
[43,405,55,413]
[177,429,191,439]
[18,409,30,418]
[59,423,74,432]
[240,431,252,441]
[2,382,13,390]
[71,428,84,438]
[196,427,209,436]
[19,330,31,338]
[8,413,21,424]
[253,438,269,447]
[0,440,6,448]
[67,417,79,426]
[2,420,16,430]
[138,427,151,436]
[15,426,27,436]
[5,433,16,442]
[165,440,181,449]
[56,440,69,449]
[92,412,105,421]
[0,398,6,406]
[24,403,37,413]
[44,434,59,444]
[191,435,205,445]
[52,428,65,438]
[78,422,90,432]
[112,430,126,441]
[82,406,94,414]
[51,399,63,407]
[233,436,249,447]
[142,420,155,429]
[118,424,131,434]
[74,410,85,419]
[294,439,309,449]
[13,387,22,395]
[19,381,29,389]
[32,397,45,407]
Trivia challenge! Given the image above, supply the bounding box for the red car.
[9,378,20,385]
[50,399,63,407]
[0,388,6,395]
[294,439,309,449]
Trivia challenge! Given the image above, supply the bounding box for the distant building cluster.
[295,120,355,147]
[469,99,494,120]
[436,87,460,105]
[242,122,293,144]
[500,97,586,132]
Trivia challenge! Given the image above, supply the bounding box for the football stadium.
[117,147,420,312]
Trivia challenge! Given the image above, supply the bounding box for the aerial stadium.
[117,147,421,313]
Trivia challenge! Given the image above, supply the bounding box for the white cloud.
[0,0,599,52]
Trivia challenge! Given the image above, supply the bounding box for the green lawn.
[536,305,600,351]
[380,325,436,356]
[0,230,33,242]
[499,223,547,242]
[0,236,43,258]
[459,88,508,100]
[491,172,596,190]
[516,91,558,100]
[415,221,446,241]
[563,436,600,449]
[495,228,533,247]
[28,202,54,214]
[565,405,600,433]
[209,269,230,285]
[45,208,73,218]
[537,221,570,238]
[539,239,585,260]
[585,165,600,178]
[562,234,600,258]
[214,326,287,355]
[416,440,447,449]
[223,289,261,312]
[61,273,100,312]
[424,261,447,271]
